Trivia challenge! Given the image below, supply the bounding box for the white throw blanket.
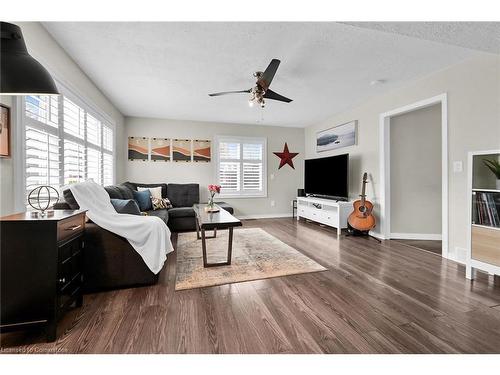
[69,180,173,274]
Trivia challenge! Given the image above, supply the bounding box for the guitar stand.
[345,225,382,243]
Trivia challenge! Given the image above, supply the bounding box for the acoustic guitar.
[348,173,376,232]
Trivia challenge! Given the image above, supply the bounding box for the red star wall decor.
[273,142,299,169]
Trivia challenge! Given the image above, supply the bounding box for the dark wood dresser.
[0,210,86,341]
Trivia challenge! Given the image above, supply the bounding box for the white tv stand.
[296,196,352,238]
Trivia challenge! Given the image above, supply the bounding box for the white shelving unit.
[466,150,500,280]
[296,196,352,238]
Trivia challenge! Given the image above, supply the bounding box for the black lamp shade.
[1,22,59,95]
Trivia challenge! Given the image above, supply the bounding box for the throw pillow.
[133,189,152,211]
[62,189,80,209]
[151,197,173,210]
[138,186,162,199]
[162,198,173,209]
[110,199,141,215]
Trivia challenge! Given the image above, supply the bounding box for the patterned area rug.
[175,227,326,290]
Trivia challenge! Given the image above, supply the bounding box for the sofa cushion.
[167,183,199,208]
[105,185,134,200]
[168,207,195,219]
[133,189,152,211]
[63,189,80,209]
[138,186,162,199]
[125,182,168,198]
[110,199,141,215]
[53,201,71,210]
[122,181,137,193]
[146,209,169,224]
[118,185,134,200]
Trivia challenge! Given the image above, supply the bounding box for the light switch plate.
[453,161,463,173]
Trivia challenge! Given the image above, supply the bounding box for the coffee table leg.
[201,227,235,268]
[227,227,233,265]
[196,220,201,240]
[201,228,208,267]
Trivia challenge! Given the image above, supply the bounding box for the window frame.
[214,135,267,198]
[15,77,116,209]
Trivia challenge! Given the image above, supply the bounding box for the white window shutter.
[64,140,85,185]
[216,136,266,197]
[25,95,59,128]
[103,125,113,151]
[87,114,101,146]
[25,127,60,197]
[24,91,115,206]
[63,98,85,139]
[243,163,262,191]
[87,147,102,183]
[219,162,240,191]
[103,153,113,186]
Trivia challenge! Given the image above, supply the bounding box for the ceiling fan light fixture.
[1,22,59,95]
[208,59,292,106]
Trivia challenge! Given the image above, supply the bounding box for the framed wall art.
[192,139,211,162]
[172,139,192,162]
[151,138,171,162]
[128,137,149,161]
[0,104,11,158]
[316,120,357,152]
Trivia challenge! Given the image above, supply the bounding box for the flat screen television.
[304,154,349,200]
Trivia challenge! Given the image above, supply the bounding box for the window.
[215,136,267,197]
[23,92,114,202]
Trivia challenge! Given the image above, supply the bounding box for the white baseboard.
[390,233,442,241]
[237,213,293,220]
[369,231,385,240]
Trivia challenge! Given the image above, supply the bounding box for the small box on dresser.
[0,209,86,341]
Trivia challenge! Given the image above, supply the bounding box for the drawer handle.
[59,277,66,284]
[65,224,82,231]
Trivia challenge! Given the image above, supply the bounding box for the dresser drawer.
[58,239,82,288]
[58,237,81,263]
[472,226,500,266]
[57,213,85,243]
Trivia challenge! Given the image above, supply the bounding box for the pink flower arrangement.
[207,184,221,208]
[208,184,221,194]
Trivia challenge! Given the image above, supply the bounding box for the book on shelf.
[473,191,500,227]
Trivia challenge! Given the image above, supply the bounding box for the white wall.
[125,117,304,218]
[305,55,500,262]
[0,22,125,215]
[390,104,442,236]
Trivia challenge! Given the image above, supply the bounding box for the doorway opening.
[379,94,448,257]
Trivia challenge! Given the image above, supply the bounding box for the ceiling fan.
[208,59,292,108]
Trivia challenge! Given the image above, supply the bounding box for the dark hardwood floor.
[393,239,442,255]
[2,218,500,353]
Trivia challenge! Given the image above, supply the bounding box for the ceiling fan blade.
[264,89,293,103]
[257,59,281,90]
[208,89,251,97]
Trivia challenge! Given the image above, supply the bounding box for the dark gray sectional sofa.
[108,182,201,232]
[55,182,234,292]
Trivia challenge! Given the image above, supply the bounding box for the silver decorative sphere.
[28,186,60,214]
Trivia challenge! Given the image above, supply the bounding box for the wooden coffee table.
[193,204,242,267]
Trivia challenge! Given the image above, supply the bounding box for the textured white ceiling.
[344,22,500,55]
[42,22,485,127]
